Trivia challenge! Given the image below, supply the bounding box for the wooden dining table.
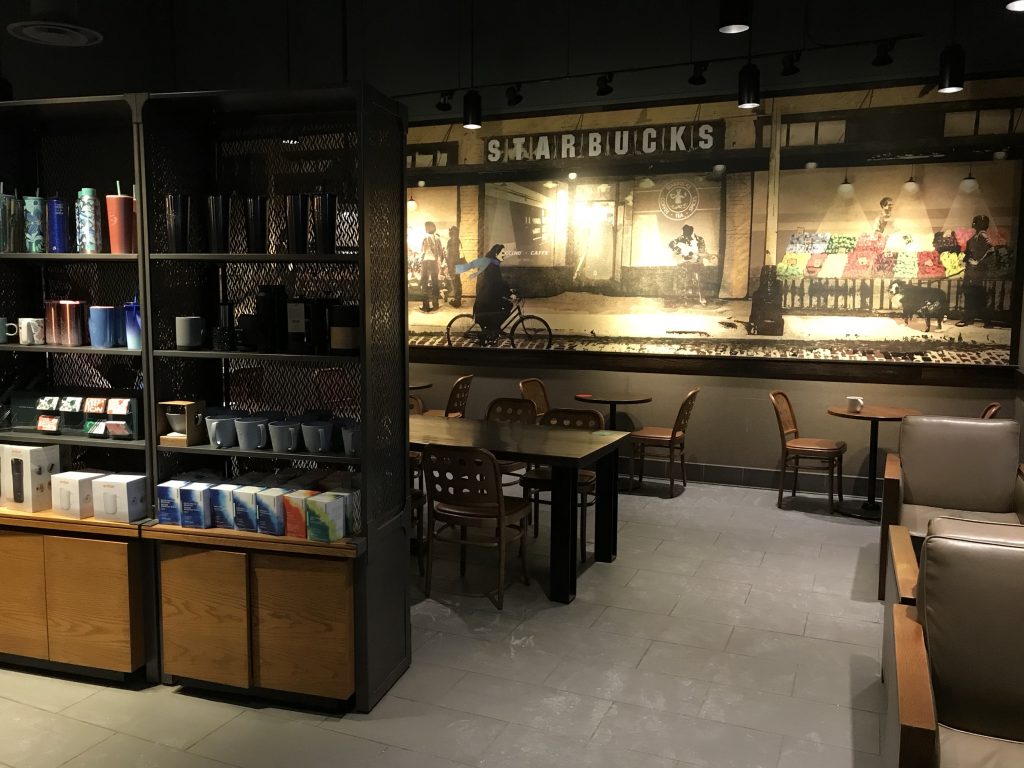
[409,414,631,603]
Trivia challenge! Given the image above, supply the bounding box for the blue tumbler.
[46,197,69,253]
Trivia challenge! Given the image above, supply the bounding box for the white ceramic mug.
[846,396,864,413]
[18,317,45,345]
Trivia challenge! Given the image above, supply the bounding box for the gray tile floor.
[0,484,884,768]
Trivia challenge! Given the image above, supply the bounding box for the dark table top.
[574,392,653,406]
[409,415,631,467]
[827,405,922,422]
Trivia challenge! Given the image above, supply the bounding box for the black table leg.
[595,448,618,562]
[607,403,617,430]
[864,420,880,511]
[549,465,577,603]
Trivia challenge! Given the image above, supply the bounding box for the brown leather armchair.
[882,518,1024,767]
[878,415,1024,600]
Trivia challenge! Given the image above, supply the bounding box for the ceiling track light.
[596,72,614,96]
[435,90,453,112]
[505,82,523,107]
[737,61,760,109]
[688,62,708,86]
[462,89,482,130]
[872,39,895,66]
[780,51,800,77]
[938,42,965,94]
[719,0,752,34]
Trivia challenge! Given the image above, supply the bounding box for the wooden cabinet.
[153,531,356,701]
[0,531,48,659]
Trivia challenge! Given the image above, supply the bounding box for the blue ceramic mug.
[88,305,117,348]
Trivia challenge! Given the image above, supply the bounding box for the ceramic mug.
[301,420,333,454]
[236,416,270,451]
[175,316,206,350]
[341,422,361,456]
[18,317,45,345]
[846,396,864,414]
[206,413,244,448]
[269,419,302,453]
[124,302,141,350]
[165,406,202,434]
[88,305,117,348]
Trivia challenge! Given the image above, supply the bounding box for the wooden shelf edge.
[140,523,364,558]
[0,506,141,538]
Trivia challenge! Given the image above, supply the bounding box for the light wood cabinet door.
[250,554,354,699]
[0,531,48,659]
[44,536,143,672]
[160,544,250,688]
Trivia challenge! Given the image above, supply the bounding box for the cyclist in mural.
[473,244,511,337]
[668,224,707,306]
[958,214,995,328]
[418,221,443,313]
[874,196,895,235]
[446,225,464,308]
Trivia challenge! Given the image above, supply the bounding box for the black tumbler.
[206,195,229,253]
[165,194,190,253]
[245,195,267,253]
[311,192,336,255]
[286,193,308,254]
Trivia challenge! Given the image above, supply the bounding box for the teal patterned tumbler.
[22,196,44,253]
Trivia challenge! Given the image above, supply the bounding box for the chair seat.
[434,496,531,526]
[631,426,684,444]
[786,437,846,455]
[939,723,1024,768]
[520,467,596,489]
[423,409,461,418]
[899,504,1023,539]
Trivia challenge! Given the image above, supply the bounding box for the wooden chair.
[628,387,700,497]
[769,391,846,510]
[518,377,551,418]
[421,444,531,609]
[410,488,427,576]
[981,401,1001,418]
[409,395,425,490]
[424,374,474,418]
[520,408,603,563]
[485,397,537,487]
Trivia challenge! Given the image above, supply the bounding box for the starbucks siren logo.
[658,180,699,221]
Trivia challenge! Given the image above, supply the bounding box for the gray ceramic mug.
[269,420,302,453]
[206,413,241,448]
[301,420,333,454]
[236,416,270,451]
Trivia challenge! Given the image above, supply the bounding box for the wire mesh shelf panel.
[50,354,143,391]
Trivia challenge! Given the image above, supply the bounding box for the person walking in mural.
[419,221,443,312]
[668,224,707,306]
[957,214,994,328]
[874,197,895,236]
[473,244,512,338]
[446,225,464,308]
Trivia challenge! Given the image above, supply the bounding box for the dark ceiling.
[0,0,1021,121]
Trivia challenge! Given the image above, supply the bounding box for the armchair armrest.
[887,525,918,605]
[884,604,937,768]
[1015,465,1024,522]
[879,453,904,600]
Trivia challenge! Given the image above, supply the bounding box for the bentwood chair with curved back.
[485,398,538,486]
[629,387,700,498]
[981,402,1001,419]
[518,378,551,419]
[769,391,847,510]
[421,444,531,610]
[520,408,604,563]
[424,374,474,418]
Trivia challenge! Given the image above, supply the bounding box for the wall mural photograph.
[407,107,1021,367]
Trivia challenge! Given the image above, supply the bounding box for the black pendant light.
[738,62,760,109]
[463,90,482,130]
[719,0,751,33]
[938,42,965,94]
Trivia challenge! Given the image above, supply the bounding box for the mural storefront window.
[407,162,1019,366]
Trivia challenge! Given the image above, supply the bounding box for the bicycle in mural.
[445,291,553,349]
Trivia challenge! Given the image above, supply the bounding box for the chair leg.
[777,455,787,508]
[459,525,467,577]
[668,446,676,498]
[638,445,647,486]
[837,454,844,502]
[519,518,530,586]
[424,511,434,597]
[532,490,540,538]
[579,491,587,563]
[791,458,799,497]
[495,522,506,610]
[415,502,424,577]
[680,446,687,488]
[628,443,637,489]
[827,459,835,509]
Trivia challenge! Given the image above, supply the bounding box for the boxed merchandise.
[334,488,361,534]
[94,474,148,523]
[257,487,288,536]
[156,480,188,525]
[181,482,213,528]
[52,471,105,518]
[284,489,317,538]
[2,444,60,513]
[210,483,240,529]
[306,492,347,542]
[232,486,263,532]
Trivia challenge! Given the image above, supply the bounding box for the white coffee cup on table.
[846,396,864,413]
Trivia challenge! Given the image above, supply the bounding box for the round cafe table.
[409,381,432,391]
[574,391,652,431]
[827,404,921,520]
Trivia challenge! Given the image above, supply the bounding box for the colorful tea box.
[284,490,317,538]
[305,492,347,542]
[232,486,263,532]
[210,483,240,529]
[94,474,147,523]
[180,482,213,529]
[51,471,105,519]
[334,488,361,534]
[257,487,288,536]
[156,480,187,525]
